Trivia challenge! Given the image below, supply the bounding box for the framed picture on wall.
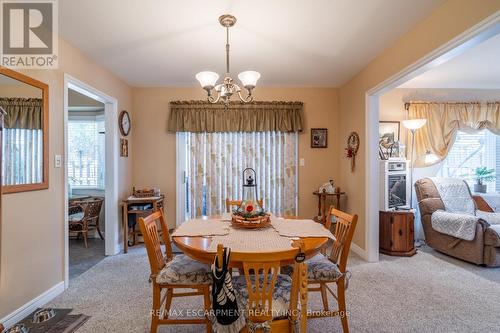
[120,138,129,157]
[311,128,328,148]
[379,121,400,144]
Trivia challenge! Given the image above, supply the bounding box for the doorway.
[364,15,500,262]
[63,74,120,287]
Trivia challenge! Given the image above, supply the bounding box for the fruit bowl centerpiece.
[231,168,270,229]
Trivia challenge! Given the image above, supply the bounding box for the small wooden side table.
[122,195,164,253]
[379,210,416,257]
[312,190,346,224]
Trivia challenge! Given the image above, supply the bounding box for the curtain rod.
[404,101,500,110]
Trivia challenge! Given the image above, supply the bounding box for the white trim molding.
[364,13,500,263]
[0,282,64,329]
[63,74,120,289]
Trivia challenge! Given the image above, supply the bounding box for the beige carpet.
[48,246,500,332]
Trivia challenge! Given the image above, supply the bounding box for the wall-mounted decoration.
[311,128,327,148]
[119,110,131,136]
[379,121,400,159]
[120,138,129,157]
[345,131,360,172]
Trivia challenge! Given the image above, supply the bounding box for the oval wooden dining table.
[172,216,330,268]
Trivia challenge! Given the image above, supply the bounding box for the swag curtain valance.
[0,97,43,130]
[168,100,303,133]
[408,101,500,166]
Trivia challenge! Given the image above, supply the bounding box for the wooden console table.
[122,195,164,253]
[312,190,346,224]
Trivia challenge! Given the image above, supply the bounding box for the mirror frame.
[0,67,49,193]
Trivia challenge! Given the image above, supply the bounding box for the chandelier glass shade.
[195,15,261,106]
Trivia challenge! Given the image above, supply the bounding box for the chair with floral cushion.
[281,207,357,332]
[139,211,213,333]
[307,207,357,332]
[216,241,309,332]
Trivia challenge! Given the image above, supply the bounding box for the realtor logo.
[1,0,58,68]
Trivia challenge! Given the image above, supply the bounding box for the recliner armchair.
[415,178,500,267]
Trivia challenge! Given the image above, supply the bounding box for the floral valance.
[408,101,500,167]
[0,97,43,130]
[168,100,303,133]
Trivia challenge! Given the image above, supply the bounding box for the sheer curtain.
[185,131,298,218]
[2,128,43,185]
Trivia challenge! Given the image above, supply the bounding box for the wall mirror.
[0,67,49,193]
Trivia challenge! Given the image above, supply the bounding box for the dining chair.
[225,198,264,213]
[68,197,104,248]
[139,211,213,333]
[306,207,358,333]
[216,241,309,332]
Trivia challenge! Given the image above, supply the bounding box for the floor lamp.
[401,118,427,209]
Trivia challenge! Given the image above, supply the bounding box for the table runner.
[207,226,294,252]
[271,216,336,240]
[172,219,230,236]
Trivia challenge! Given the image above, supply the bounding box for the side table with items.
[122,193,164,253]
[312,190,346,224]
[379,210,416,256]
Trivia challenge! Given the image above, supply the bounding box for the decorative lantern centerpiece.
[231,168,270,229]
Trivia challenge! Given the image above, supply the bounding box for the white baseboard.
[1,281,65,329]
[350,242,369,261]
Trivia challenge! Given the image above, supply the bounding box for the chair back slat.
[326,207,358,272]
[225,198,264,213]
[139,210,172,276]
[243,261,280,322]
[216,241,308,329]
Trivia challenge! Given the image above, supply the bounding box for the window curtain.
[0,98,43,185]
[408,102,500,167]
[169,101,303,133]
[186,131,298,218]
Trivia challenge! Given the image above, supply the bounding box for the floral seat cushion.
[232,274,292,319]
[282,254,343,282]
[156,254,212,285]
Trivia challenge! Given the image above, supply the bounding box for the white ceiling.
[59,0,443,87]
[401,32,500,89]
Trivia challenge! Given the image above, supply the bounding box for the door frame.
[364,13,500,262]
[63,74,120,288]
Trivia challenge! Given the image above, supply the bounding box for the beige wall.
[339,0,500,249]
[0,38,133,319]
[132,87,339,228]
[0,84,43,98]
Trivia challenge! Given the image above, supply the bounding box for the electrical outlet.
[54,154,62,168]
[299,158,305,167]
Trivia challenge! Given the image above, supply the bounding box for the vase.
[474,184,487,193]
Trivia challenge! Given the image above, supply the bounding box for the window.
[181,131,298,218]
[2,128,43,185]
[438,130,499,192]
[68,115,105,189]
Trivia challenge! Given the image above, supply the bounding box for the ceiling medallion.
[195,14,261,107]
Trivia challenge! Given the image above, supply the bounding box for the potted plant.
[473,167,496,193]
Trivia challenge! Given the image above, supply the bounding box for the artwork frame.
[379,121,400,159]
[120,138,129,157]
[311,128,328,148]
[379,121,400,143]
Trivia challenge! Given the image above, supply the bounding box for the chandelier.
[195,14,261,107]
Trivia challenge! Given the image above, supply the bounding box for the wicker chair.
[68,197,104,248]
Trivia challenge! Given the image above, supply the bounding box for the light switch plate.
[299,158,305,167]
[54,154,62,168]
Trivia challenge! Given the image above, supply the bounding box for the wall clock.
[119,110,131,136]
[346,131,360,172]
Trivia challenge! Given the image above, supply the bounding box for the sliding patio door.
[176,131,298,224]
